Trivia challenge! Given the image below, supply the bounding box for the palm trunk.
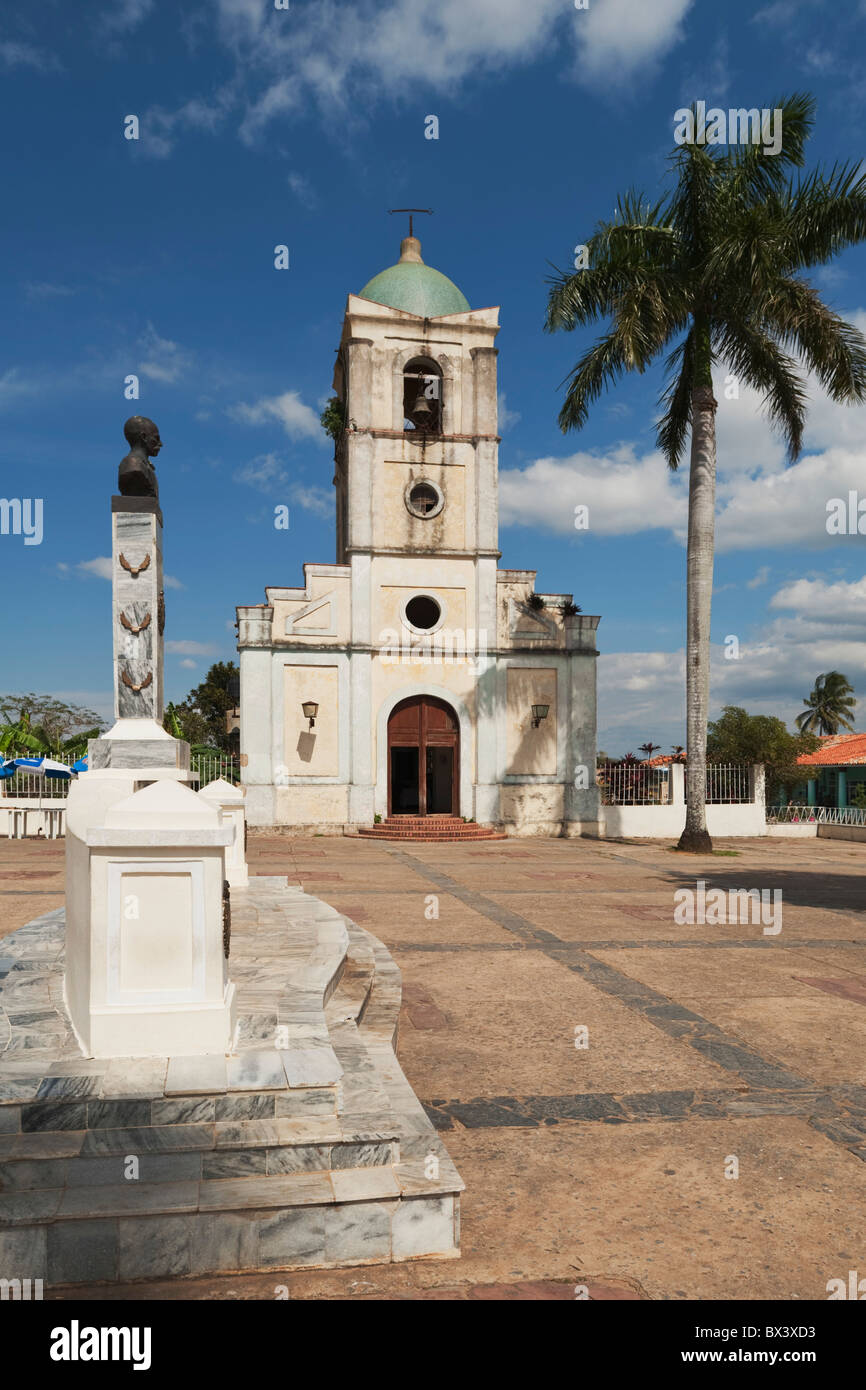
[677,382,717,852]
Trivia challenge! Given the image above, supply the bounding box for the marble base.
[0,881,463,1286]
[85,984,237,1060]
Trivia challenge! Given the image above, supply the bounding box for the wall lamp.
[531,703,550,729]
[302,701,319,730]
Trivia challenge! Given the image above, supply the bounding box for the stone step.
[0,878,464,1285]
[0,1127,399,1193]
[358,829,507,840]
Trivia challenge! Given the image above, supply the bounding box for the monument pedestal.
[198,777,248,887]
[65,779,236,1057]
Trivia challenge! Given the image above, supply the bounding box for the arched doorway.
[388,695,459,816]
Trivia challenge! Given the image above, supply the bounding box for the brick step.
[358,828,506,840]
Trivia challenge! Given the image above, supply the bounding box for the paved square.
[6,832,866,1300]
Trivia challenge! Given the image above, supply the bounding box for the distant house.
[795,733,866,808]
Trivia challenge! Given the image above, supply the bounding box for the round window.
[404,594,442,631]
[405,479,444,520]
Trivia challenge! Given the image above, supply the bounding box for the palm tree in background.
[638,741,662,760]
[796,671,856,735]
[545,94,866,850]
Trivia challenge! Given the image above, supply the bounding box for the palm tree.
[638,741,661,760]
[796,671,856,735]
[671,744,686,760]
[546,94,866,850]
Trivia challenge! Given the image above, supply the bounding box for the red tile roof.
[797,733,866,767]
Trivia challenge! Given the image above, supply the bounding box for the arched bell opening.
[403,358,443,435]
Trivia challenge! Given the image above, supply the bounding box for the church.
[236,230,601,836]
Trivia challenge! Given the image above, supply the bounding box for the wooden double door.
[388,696,459,816]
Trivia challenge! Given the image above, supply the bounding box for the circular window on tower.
[403,593,443,634]
[405,478,444,520]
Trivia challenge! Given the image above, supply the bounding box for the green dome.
[359,236,470,317]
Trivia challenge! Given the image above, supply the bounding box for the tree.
[707,705,818,805]
[638,742,661,760]
[169,662,239,751]
[0,694,105,756]
[545,94,866,851]
[796,671,856,735]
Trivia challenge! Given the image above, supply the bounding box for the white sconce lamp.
[302,701,319,730]
[531,703,550,729]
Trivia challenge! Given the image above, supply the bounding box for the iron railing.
[597,762,672,805]
[767,804,866,826]
[704,763,752,804]
[1,750,240,796]
[190,754,239,787]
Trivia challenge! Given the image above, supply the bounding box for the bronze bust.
[119,416,162,499]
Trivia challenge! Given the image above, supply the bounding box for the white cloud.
[163,574,184,590]
[0,369,38,409]
[144,0,694,149]
[574,0,693,86]
[166,640,219,656]
[287,172,317,209]
[179,658,197,669]
[500,444,688,536]
[233,452,289,490]
[289,484,333,519]
[747,566,770,589]
[501,346,866,554]
[598,571,866,748]
[99,0,154,35]
[497,392,520,431]
[138,324,193,384]
[230,391,321,440]
[769,574,866,626]
[24,282,76,300]
[76,557,113,580]
[0,41,61,72]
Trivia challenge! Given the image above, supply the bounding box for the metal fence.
[1,750,240,796]
[597,762,672,805]
[704,763,752,804]
[767,803,866,826]
[190,754,239,787]
[598,761,753,806]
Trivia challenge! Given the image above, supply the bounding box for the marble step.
[0,1129,398,1194]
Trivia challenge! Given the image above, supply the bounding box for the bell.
[410,385,433,422]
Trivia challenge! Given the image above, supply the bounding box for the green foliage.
[707,705,819,802]
[796,671,857,735]
[850,781,866,809]
[173,662,239,752]
[0,694,106,756]
[528,593,545,611]
[320,396,346,441]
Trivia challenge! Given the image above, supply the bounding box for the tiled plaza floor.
[5,831,866,1300]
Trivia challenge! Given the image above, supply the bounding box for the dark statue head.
[119,416,162,499]
[123,415,162,457]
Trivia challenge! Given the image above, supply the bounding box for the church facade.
[236,233,601,835]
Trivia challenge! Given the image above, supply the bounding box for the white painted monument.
[198,777,249,887]
[64,419,237,1057]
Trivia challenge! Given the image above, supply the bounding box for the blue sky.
[2,0,865,753]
